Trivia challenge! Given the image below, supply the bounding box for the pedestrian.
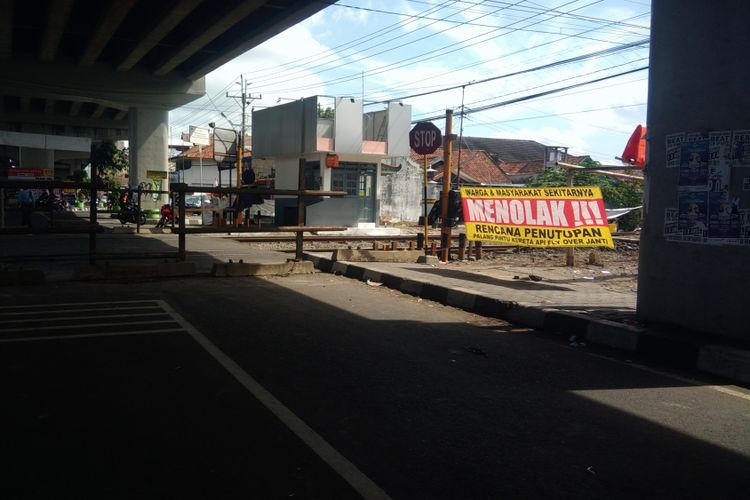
[17,187,34,226]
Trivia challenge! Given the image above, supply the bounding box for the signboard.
[146,170,168,180]
[7,168,54,180]
[409,122,442,155]
[213,127,237,163]
[461,186,614,248]
[189,126,210,146]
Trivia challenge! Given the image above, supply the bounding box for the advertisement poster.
[732,129,750,167]
[677,191,708,234]
[678,140,709,190]
[707,192,740,240]
[665,132,685,168]
[663,207,680,240]
[460,186,613,248]
[708,132,731,193]
[709,130,732,162]
[741,210,750,244]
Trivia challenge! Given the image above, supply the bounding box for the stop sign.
[409,122,442,155]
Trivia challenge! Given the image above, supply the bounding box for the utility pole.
[227,76,261,187]
[227,76,260,224]
[440,109,454,262]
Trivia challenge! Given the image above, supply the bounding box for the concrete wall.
[379,158,428,223]
[252,98,318,157]
[387,102,411,157]
[334,97,363,154]
[638,0,750,340]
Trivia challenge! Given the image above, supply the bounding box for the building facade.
[252,96,411,227]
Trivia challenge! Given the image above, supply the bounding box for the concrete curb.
[305,253,750,386]
[212,260,314,277]
[332,249,425,263]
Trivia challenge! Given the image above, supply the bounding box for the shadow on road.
[1,258,748,499]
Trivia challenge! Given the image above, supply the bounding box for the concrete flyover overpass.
[0,0,327,199]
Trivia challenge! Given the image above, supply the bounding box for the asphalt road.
[1,274,749,499]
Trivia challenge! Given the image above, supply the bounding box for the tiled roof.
[408,136,547,164]
[430,148,511,185]
[459,136,547,163]
[171,134,252,161]
[498,162,543,175]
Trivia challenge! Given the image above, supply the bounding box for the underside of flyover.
[0,0,327,196]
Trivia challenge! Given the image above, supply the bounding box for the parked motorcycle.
[35,191,65,212]
[155,203,174,228]
[118,201,146,225]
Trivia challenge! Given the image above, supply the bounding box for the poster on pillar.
[461,186,614,248]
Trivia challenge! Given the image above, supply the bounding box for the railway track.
[235,232,639,254]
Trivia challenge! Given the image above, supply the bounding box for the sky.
[168,0,651,164]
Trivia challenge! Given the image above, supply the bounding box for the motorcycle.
[118,201,146,225]
[155,203,174,228]
[35,191,65,212]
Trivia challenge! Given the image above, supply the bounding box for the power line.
[414,65,648,122]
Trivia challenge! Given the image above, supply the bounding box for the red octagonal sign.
[409,122,442,155]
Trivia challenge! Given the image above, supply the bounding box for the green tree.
[527,159,643,230]
[89,141,129,209]
[318,106,335,119]
[89,141,128,189]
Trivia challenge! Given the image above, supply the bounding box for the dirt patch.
[449,240,640,295]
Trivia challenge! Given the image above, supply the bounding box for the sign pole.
[566,167,575,266]
[409,121,442,252]
[423,154,429,248]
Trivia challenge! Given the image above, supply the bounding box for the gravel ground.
[236,230,641,295]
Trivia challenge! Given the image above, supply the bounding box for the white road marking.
[0,305,162,316]
[0,312,167,323]
[1,319,177,333]
[0,328,184,343]
[0,300,159,309]
[563,344,750,402]
[158,300,393,500]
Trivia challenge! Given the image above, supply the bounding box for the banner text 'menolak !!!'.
[460,186,614,248]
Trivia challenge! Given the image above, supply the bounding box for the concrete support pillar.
[129,106,169,209]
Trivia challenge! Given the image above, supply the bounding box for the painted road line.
[0,328,185,344]
[558,343,750,402]
[0,319,177,333]
[0,312,168,324]
[0,305,162,316]
[0,300,159,310]
[158,300,393,500]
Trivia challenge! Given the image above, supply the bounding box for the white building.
[252,96,411,227]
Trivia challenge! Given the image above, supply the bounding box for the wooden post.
[89,167,98,264]
[136,188,142,233]
[391,240,397,251]
[178,187,186,261]
[440,109,453,262]
[475,240,483,260]
[430,241,437,256]
[458,233,466,260]
[295,158,306,260]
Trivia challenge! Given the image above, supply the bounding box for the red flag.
[620,125,646,167]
